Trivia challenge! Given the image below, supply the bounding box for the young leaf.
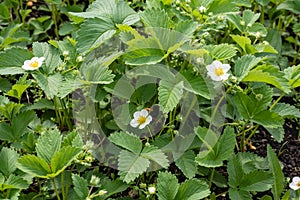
[72,174,89,199]
[17,155,51,178]
[0,174,29,190]
[109,132,142,154]
[140,9,171,28]
[205,44,237,60]
[284,65,300,89]
[50,146,81,176]
[157,172,179,200]
[272,103,300,118]
[175,150,196,179]
[267,145,284,200]
[158,80,183,113]
[118,150,150,183]
[32,42,62,74]
[36,129,62,164]
[0,147,19,177]
[175,179,210,200]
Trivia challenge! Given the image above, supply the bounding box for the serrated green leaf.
[277,0,300,15]
[36,129,62,164]
[141,145,169,168]
[175,150,196,179]
[80,59,115,84]
[205,44,237,60]
[72,174,89,199]
[228,188,252,200]
[158,80,183,113]
[17,155,51,178]
[265,127,284,143]
[102,179,129,198]
[0,147,19,177]
[140,9,170,28]
[32,42,62,74]
[252,110,283,128]
[0,174,29,191]
[267,145,284,200]
[272,103,300,118]
[182,72,211,99]
[240,171,273,191]
[62,131,83,148]
[196,127,235,167]
[174,20,198,36]
[175,179,210,200]
[76,18,116,54]
[228,156,243,188]
[157,172,179,200]
[234,55,263,81]
[207,0,238,14]
[0,48,33,75]
[11,110,36,140]
[231,35,252,53]
[32,73,62,98]
[243,67,291,93]
[50,146,81,175]
[118,150,150,183]
[284,65,300,89]
[109,132,142,154]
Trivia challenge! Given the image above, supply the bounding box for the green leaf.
[234,55,263,81]
[255,0,270,6]
[267,145,284,200]
[228,156,243,188]
[62,131,83,148]
[157,172,179,200]
[109,132,142,154]
[36,129,62,164]
[196,127,236,167]
[76,18,116,54]
[32,42,62,74]
[284,65,300,89]
[118,150,150,183]
[174,20,198,36]
[231,35,256,53]
[277,0,300,15]
[102,179,129,198]
[72,174,89,199]
[265,127,284,143]
[243,66,291,93]
[207,0,238,14]
[69,0,138,25]
[239,171,273,191]
[32,73,62,98]
[175,150,196,179]
[80,59,115,84]
[182,72,211,99]
[175,179,210,200]
[0,48,33,75]
[205,44,237,60]
[158,80,183,113]
[11,110,36,140]
[0,174,29,190]
[252,110,283,128]
[141,145,169,168]
[0,147,19,177]
[140,9,170,28]
[50,146,81,176]
[228,188,252,200]
[272,103,300,118]
[17,155,51,178]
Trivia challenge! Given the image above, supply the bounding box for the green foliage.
[0,147,19,177]
[175,150,196,179]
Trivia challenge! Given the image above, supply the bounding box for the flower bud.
[90,175,100,186]
[148,186,156,194]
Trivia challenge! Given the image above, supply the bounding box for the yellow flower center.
[137,116,146,125]
[214,67,224,76]
[30,61,39,68]
[297,181,300,187]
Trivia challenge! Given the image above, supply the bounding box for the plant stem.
[61,171,66,200]
[52,178,61,200]
[209,168,215,188]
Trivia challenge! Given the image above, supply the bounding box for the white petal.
[220,73,230,81]
[222,64,231,72]
[207,71,222,81]
[130,119,139,127]
[140,109,148,117]
[133,111,142,119]
[39,57,45,62]
[212,60,222,67]
[145,115,152,124]
[139,123,147,129]
[289,182,300,190]
[292,177,300,183]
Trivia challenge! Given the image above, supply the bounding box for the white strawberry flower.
[22,57,45,71]
[130,109,152,129]
[206,60,231,81]
[289,176,300,190]
[148,186,156,194]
